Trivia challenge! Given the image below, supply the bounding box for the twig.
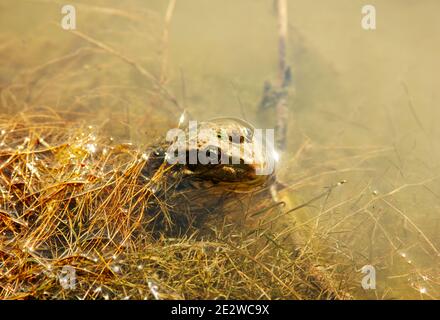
[401,81,425,133]
[277,0,288,86]
[160,0,177,84]
[275,0,289,151]
[70,30,156,82]
[66,28,183,112]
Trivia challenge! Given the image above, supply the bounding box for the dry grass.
[0,111,357,300]
[1,0,439,300]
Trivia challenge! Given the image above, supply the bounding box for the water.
[1,0,439,299]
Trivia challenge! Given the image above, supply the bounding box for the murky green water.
[1,0,439,299]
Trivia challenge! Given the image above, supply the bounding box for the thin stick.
[401,81,425,133]
[160,0,177,84]
[277,0,288,86]
[67,28,183,112]
[70,30,156,82]
[275,0,289,151]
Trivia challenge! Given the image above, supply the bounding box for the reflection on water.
[0,0,439,299]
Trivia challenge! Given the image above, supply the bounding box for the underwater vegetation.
[0,0,439,299]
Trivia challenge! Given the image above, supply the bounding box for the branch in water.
[275,0,289,152]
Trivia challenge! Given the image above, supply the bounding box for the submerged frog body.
[139,117,279,235]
